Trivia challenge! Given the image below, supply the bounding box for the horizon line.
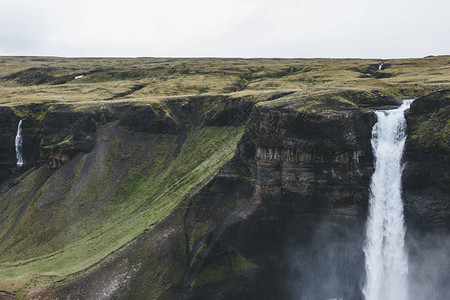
[0,54,449,60]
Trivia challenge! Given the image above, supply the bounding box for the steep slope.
[0,57,448,299]
[0,95,253,297]
[1,90,388,299]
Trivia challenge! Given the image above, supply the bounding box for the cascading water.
[378,62,383,71]
[15,119,24,167]
[363,99,414,300]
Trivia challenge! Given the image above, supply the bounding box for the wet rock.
[0,107,21,184]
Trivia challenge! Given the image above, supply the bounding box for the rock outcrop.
[184,101,376,299]
[0,106,42,188]
[0,107,21,185]
[403,89,450,231]
[118,104,180,134]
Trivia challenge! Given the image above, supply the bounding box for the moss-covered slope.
[0,98,246,296]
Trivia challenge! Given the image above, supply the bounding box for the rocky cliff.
[403,90,449,231]
[0,88,448,300]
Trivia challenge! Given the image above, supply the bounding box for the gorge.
[0,56,448,300]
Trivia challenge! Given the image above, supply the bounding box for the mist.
[282,215,366,300]
[407,229,450,300]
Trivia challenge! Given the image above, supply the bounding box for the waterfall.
[15,119,24,167]
[378,62,383,71]
[363,99,414,300]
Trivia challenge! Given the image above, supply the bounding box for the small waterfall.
[363,99,414,300]
[378,62,383,71]
[15,119,24,167]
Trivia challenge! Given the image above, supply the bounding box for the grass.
[410,106,450,150]
[190,243,258,290]
[0,125,244,294]
[0,56,449,107]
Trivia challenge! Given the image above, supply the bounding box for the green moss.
[0,125,244,295]
[410,106,450,151]
[123,200,190,300]
[335,96,357,106]
[191,262,229,288]
[190,244,257,289]
[12,104,56,122]
[190,243,208,269]
[188,218,212,251]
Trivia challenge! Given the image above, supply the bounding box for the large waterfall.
[363,99,414,300]
[15,119,24,167]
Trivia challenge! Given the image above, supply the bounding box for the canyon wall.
[0,90,448,299]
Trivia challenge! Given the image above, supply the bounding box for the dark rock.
[42,110,85,135]
[118,104,180,134]
[403,89,450,231]
[0,105,51,187]
[204,97,253,127]
[182,101,375,299]
[40,109,98,168]
[93,106,116,124]
[0,107,22,185]
[408,89,449,115]
[72,116,96,140]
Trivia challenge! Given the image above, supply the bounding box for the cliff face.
[402,90,450,300]
[0,90,448,299]
[0,107,21,185]
[181,102,377,299]
[0,94,257,299]
[403,89,449,231]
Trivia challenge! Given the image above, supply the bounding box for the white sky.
[0,0,449,58]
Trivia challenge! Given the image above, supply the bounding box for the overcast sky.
[1,0,449,58]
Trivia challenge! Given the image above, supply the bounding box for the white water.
[363,99,414,300]
[15,119,24,167]
[378,62,383,71]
